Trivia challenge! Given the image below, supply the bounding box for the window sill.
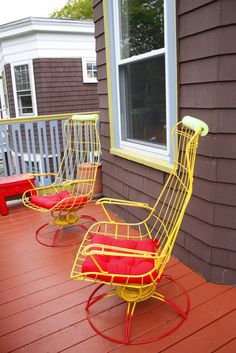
[110,147,173,173]
[83,80,98,84]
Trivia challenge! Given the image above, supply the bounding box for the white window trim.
[105,0,177,171]
[11,60,38,117]
[82,57,98,83]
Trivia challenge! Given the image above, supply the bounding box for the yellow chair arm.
[82,243,157,259]
[96,198,149,208]
[96,198,151,222]
[24,172,57,178]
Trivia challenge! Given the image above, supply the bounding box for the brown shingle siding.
[181,214,214,245]
[214,204,236,229]
[178,0,215,15]
[179,0,236,284]
[180,83,236,109]
[97,64,107,80]
[4,64,15,117]
[210,265,236,284]
[217,159,236,183]
[221,0,236,25]
[97,49,106,66]
[212,248,236,269]
[95,17,104,38]
[213,227,236,251]
[185,233,212,263]
[94,0,103,22]
[180,26,236,62]
[96,33,105,51]
[94,0,236,284]
[179,1,221,38]
[33,58,98,115]
[173,243,212,280]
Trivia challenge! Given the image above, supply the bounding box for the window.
[12,61,37,117]
[105,0,177,171]
[82,58,97,83]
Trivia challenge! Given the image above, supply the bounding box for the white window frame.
[105,0,177,171]
[11,60,38,117]
[82,58,98,83]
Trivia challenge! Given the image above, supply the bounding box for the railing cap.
[72,114,99,122]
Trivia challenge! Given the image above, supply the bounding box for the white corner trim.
[0,17,95,40]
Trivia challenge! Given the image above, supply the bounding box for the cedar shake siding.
[33,58,98,116]
[93,0,236,284]
[4,64,16,117]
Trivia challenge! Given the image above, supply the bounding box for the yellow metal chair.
[71,116,208,344]
[22,114,101,247]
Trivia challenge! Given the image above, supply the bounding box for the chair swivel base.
[35,214,97,247]
[85,275,190,345]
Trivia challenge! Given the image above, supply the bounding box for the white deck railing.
[0,112,99,186]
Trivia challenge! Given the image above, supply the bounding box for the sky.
[0,0,68,25]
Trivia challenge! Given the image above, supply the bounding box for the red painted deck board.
[0,201,235,353]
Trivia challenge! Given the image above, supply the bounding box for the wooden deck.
[0,201,235,353]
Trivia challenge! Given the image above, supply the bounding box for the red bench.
[0,174,35,216]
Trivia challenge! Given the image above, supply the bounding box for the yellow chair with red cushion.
[22,114,101,247]
[71,116,208,344]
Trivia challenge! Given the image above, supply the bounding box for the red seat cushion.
[82,234,159,284]
[31,190,89,210]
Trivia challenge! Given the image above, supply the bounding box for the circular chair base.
[85,275,190,345]
[35,214,97,247]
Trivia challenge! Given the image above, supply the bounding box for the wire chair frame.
[22,114,101,246]
[70,116,208,344]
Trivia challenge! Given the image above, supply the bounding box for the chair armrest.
[96,197,151,222]
[82,243,157,259]
[24,172,57,178]
[96,197,149,208]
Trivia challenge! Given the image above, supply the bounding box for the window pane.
[120,54,166,147]
[86,62,97,79]
[86,63,92,70]
[17,91,33,115]
[14,65,31,91]
[119,0,164,59]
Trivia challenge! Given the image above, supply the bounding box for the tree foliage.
[120,0,164,58]
[50,0,93,20]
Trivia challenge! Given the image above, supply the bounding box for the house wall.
[33,58,98,115]
[0,17,98,118]
[4,58,98,117]
[4,64,15,117]
[93,0,236,284]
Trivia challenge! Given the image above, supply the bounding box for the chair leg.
[85,277,190,345]
[125,301,136,344]
[35,214,97,247]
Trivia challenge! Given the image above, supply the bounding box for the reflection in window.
[120,54,166,147]
[14,65,33,115]
[86,62,97,79]
[117,0,166,148]
[119,0,164,59]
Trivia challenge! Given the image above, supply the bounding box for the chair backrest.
[54,114,101,197]
[141,116,208,275]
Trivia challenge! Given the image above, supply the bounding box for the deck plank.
[162,309,236,353]
[213,339,236,353]
[0,203,235,353]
